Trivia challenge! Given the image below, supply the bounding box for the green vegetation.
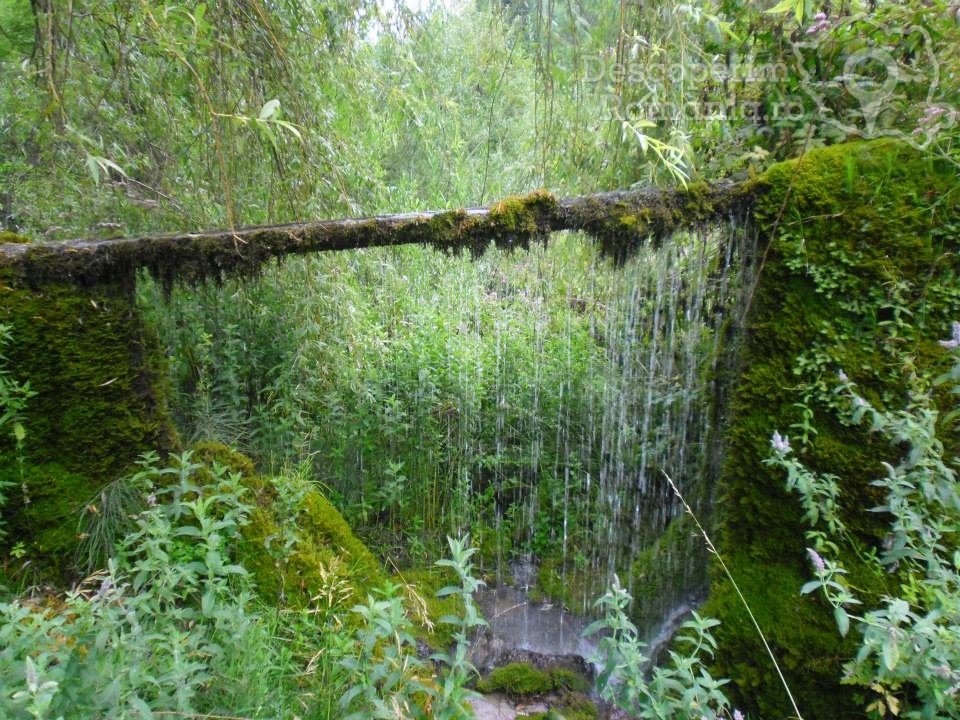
[0,276,173,579]
[705,140,960,717]
[477,662,556,696]
[769,341,960,718]
[477,662,595,700]
[2,0,960,718]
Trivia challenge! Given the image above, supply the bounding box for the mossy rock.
[188,440,256,479]
[477,662,556,697]
[239,472,385,610]
[706,139,960,718]
[0,274,174,580]
[519,692,598,720]
[548,669,591,694]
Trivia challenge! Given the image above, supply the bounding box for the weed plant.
[1,449,487,719]
[768,324,960,718]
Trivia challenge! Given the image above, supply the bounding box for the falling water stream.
[447,222,756,671]
[321,223,757,649]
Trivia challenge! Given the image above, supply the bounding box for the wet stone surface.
[470,564,600,674]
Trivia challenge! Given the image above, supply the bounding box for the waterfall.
[335,223,756,636]
[157,219,757,639]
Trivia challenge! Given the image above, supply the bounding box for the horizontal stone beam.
[0,181,750,287]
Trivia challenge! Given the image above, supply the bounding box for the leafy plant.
[431,534,487,718]
[0,324,35,543]
[586,577,735,720]
[0,451,316,719]
[338,534,485,719]
[768,322,960,718]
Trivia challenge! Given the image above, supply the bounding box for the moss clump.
[519,692,598,720]
[189,440,256,479]
[705,140,960,718]
[0,273,173,579]
[548,669,591,694]
[476,663,592,702]
[488,189,558,236]
[477,662,556,697]
[426,190,559,258]
[239,472,385,610]
[0,230,30,244]
[564,180,752,263]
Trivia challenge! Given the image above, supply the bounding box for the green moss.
[488,190,558,236]
[477,662,555,697]
[476,663,592,702]
[548,669,591,694]
[0,273,174,580]
[566,180,753,263]
[239,473,385,609]
[706,140,960,717]
[0,231,30,244]
[0,458,94,576]
[189,440,256,479]
[424,190,559,258]
[538,692,598,720]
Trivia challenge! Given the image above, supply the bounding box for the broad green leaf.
[765,0,797,15]
[834,606,850,637]
[87,155,100,184]
[882,636,899,671]
[259,99,281,121]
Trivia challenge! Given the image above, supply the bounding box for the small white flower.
[939,321,960,350]
[807,548,826,573]
[837,370,848,383]
[771,430,791,454]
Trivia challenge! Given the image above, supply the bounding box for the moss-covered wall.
[704,140,960,718]
[0,270,174,578]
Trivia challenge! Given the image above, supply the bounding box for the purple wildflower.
[853,396,866,408]
[146,493,157,507]
[837,370,848,383]
[939,321,960,350]
[806,13,830,35]
[94,576,113,601]
[771,430,792,455]
[734,710,745,720]
[917,106,953,136]
[807,547,826,573]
